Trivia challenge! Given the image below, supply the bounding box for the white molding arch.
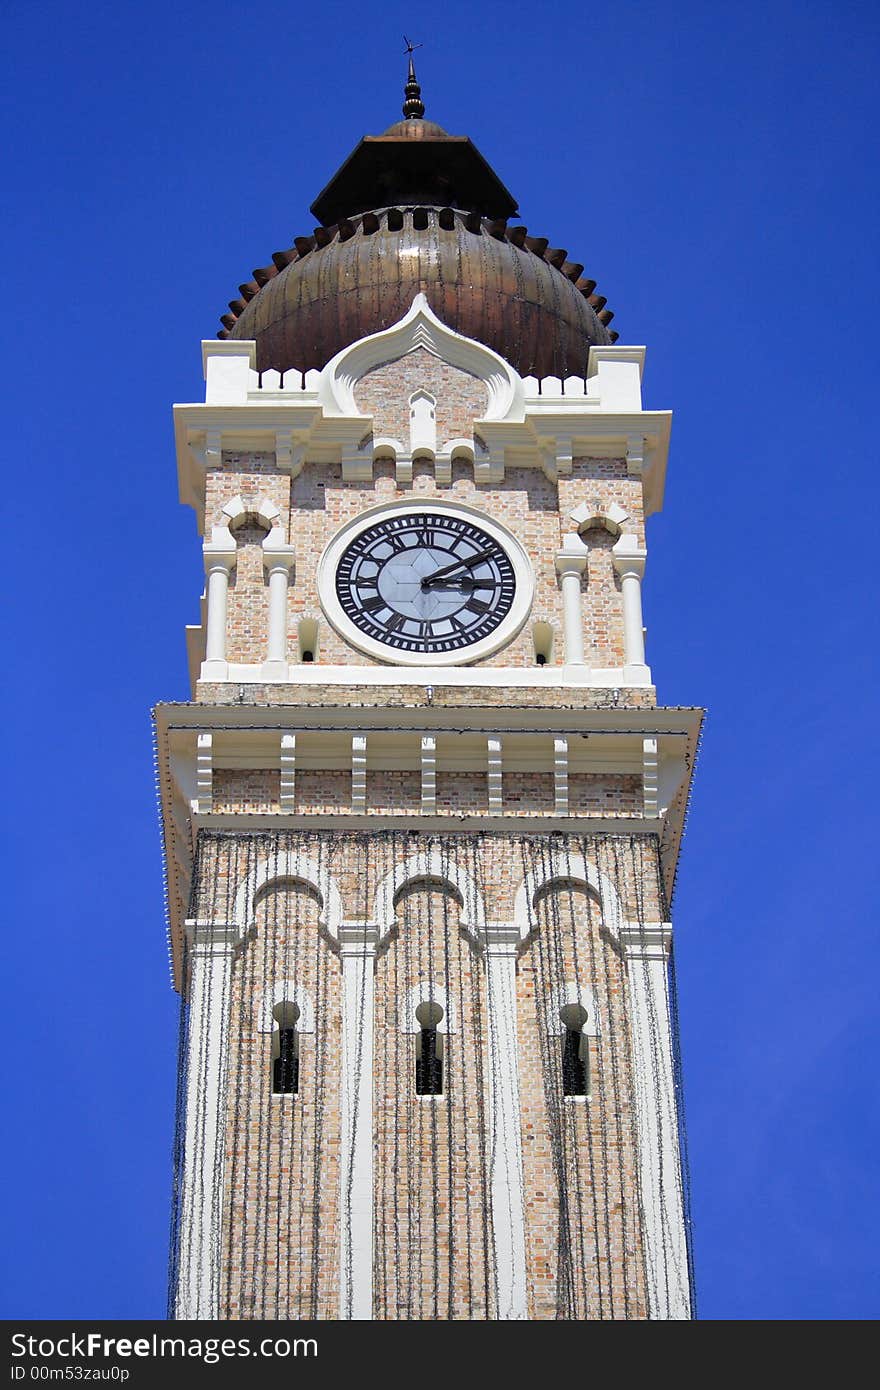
[373,850,487,947]
[371,435,406,461]
[233,852,344,943]
[221,493,281,530]
[256,981,316,1034]
[439,437,476,463]
[513,851,624,946]
[398,981,458,1035]
[319,293,525,423]
[568,500,630,536]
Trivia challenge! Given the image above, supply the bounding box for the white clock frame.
[316,499,535,667]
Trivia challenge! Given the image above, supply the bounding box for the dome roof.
[218,64,618,378]
[380,118,450,139]
[225,207,617,379]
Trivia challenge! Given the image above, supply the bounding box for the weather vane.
[402,36,425,118]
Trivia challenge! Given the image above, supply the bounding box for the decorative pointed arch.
[513,851,624,946]
[319,292,525,423]
[373,850,487,948]
[232,851,344,943]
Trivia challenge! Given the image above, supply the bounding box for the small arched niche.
[532,620,556,666]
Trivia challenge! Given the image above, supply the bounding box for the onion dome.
[220,62,618,379]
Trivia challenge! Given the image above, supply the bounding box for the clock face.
[334,510,517,655]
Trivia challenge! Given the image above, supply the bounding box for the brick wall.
[194,396,649,686]
[374,881,492,1319]
[220,877,342,1320]
[188,825,660,1319]
[353,347,489,447]
[516,879,648,1318]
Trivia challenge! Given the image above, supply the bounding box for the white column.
[202,528,236,680]
[621,921,691,1320]
[485,932,527,1319]
[420,736,436,814]
[487,737,503,814]
[174,919,236,1320]
[261,530,296,680]
[612,534,649,679]
[555,536,588,667]
[279,733,296,811]
[339,924,378,1320]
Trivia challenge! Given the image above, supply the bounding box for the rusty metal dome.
[224,206,617,379]
[219,69,618,378]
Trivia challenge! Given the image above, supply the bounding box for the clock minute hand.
[421,547,496,588]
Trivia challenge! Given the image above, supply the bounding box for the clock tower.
[156,63,700,1321]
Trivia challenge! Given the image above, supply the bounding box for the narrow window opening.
[272,1001,301,1095]
[532,620,555,666]
[414,1000,444,1096]
[559,1003,589,1096]
[297,617,319,664]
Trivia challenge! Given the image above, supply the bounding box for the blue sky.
[2,0,877,1320]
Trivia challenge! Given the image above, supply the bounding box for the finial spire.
[402,36,425,119]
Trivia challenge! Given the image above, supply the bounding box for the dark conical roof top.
[309,60,517,226]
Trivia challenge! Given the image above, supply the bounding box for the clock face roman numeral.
[335,510,519,654]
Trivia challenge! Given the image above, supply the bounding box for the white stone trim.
[373,850,487,946]
[200,661,653,689]
[643,737,659,818]
[409,388,437,456]
[487,738,503,813]
[279,733,296,811]
[320,292,524,423]
[351,735,367,812]
[569,500,630,534]
[194,733,212,815]
[316,499,535,668]
[420,735,436,813]
[201,527,236,679]
[620,924,691,1319]
[553,737,569,816]
[233,852,344,943]
[221,494,280,530]
[555,533,588,667]
[262,529,295,678]
[485,939,527,1318]
[612,533,649,678]
[174,924,235,1319]
[338,924,378,1319]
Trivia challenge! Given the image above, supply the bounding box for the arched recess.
[373,850,487,948]
[233,852,344,944]
[319,292,525,423]
[513,851,624,948]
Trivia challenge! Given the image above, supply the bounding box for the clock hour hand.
[420,547,496,588]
